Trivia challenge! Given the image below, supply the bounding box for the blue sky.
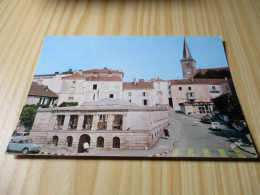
[36,36,229,81]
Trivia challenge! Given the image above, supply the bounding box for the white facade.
[83,81,123,103]
[33,74,70,94]
[122,89,155,106]
[151,80,169,106]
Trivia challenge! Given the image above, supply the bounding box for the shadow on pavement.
[209,129,252,146]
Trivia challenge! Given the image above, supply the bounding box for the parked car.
[12,131,30,138]
[7,137,41,154]
[210,122,221,131]
[201,115,214,124]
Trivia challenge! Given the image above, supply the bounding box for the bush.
[20,105,38,128]
[58,102,78,107]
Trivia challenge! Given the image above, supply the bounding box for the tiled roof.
[28,82,58,98]
[195,67,229,75]
[170,79,229,85]
[63,73,86,79]
[85,76,122,81]
[123,82,154,90]
[83,68,123,74]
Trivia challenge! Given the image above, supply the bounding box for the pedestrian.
[83,141,89,153]
[164,128,170,137]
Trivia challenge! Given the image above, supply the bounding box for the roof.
[63,73,86,79]
[170,79,229,85]
[82,98,140,107]
[123,82,154,90]
[181,38,194,61]
[28,82,58,98]
[195,67,229,75]
[83,68,123,74]
[85,76,122,81]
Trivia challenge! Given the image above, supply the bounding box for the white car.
[210,122,221,130]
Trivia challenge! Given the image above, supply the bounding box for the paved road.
[167,110,258,158]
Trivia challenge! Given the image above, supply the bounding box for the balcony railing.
[187,96,196,100]
[54,124,63,130]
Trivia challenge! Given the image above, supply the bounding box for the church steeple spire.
[183,37,193,60]
[181,37,197,79]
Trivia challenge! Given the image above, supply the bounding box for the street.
[167,110,257,158]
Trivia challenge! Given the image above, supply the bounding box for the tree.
[213,94,244,124]
[218,70,231,79]
[193,72,205,78]
[204,70,219,79]
[20,105,38,128]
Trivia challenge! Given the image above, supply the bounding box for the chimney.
[139,79,144,82]
[37,80,43,85]
[133,78,136,85]
[73,70,76,74]
[78,70,83,75]
[191,77,194,82]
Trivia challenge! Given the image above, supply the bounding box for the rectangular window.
[83,115,93,130]
[212,86,216,90]
[143,92,148,96]
[93,94,95,100]
[98,115,107,130]
[143,99,148,105]
[109,94,114,98]
[129,99,131,103]
[55,115,65,130]
[179,87,182,91]
[93,84,97,90]
[128,92,132,96]
[69,115,78,130]
[188,87,191,91]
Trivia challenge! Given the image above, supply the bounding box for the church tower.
[181,38,197,79]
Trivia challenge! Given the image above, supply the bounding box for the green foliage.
[20,105,38,127]
[204,70,219,79]
[58,102,78,107]
[213,94,244,124]
[193,72,206,78]
[194,69,231,79]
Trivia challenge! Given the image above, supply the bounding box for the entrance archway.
[78,134,91,153]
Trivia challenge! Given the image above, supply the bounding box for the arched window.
[97,137,104,148]
[52,136,59,147]
[113,137,120,149]
[67,136,73,147]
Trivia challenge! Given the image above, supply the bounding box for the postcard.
[6,36,259,160]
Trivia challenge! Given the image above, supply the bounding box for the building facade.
[30,99,168,152]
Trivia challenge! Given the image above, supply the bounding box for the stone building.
[25,82,58,106]
[170,79,231,111]
[122,79,155,106]
[30,98,168,153]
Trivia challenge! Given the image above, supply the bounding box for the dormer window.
[45,87,49,92]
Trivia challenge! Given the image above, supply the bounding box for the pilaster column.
[77,114,84,130]
[122,114,128,131]
[62,115,70,130]
[49,115,56,130]
[91,114,98,130]
[106,114,113,130]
